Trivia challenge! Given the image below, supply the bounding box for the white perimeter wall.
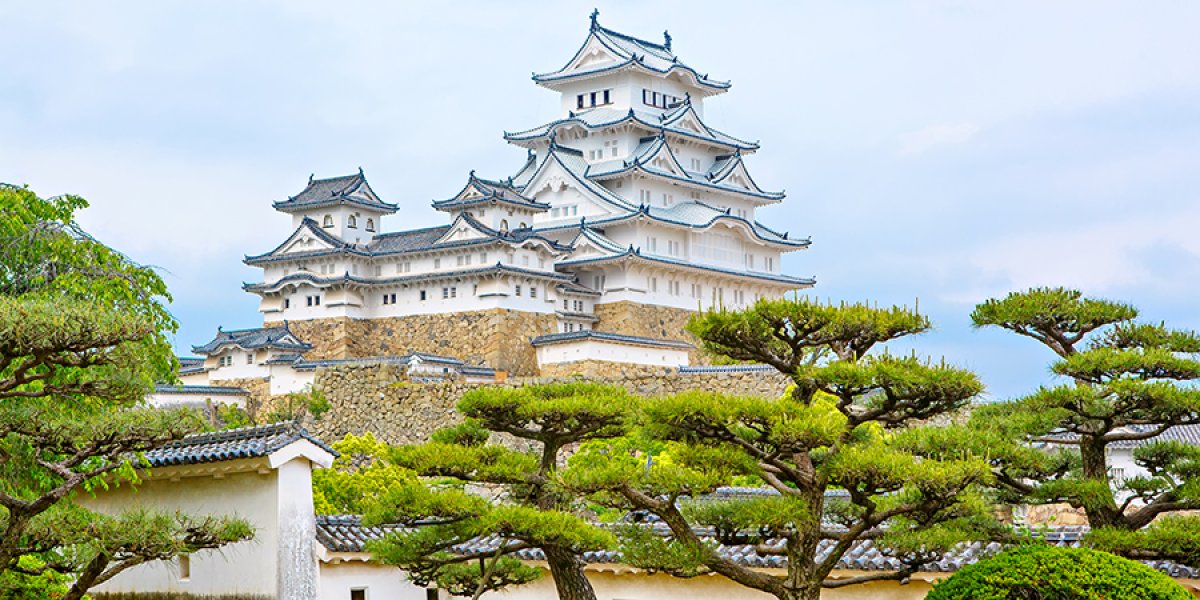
[535,339,689,368]
[319,560,430,600]
[80,464,281,597]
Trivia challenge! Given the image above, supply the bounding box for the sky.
[3,1,1199,400]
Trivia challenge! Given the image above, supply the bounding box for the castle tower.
[241,13,813,374]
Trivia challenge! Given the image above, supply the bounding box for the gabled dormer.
[273,170,397,244]
[433,171,550,231]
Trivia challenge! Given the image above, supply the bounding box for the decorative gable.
[566,35,622,73]
[434,214,494,245]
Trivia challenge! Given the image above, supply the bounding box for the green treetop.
[563,298,995,600]
[318,382,634,600]
[968,287,1200,565]
[0,184,252,599]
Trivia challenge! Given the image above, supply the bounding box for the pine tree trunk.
[543,544,598,600]
[1080,436,1121,527]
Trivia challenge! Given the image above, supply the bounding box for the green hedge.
[927,544,1192,600]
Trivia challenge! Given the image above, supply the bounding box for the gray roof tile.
[144,422,336,468]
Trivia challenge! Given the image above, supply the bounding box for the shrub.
[927,544,1192,600]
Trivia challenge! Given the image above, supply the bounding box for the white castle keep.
[184,12,813,383]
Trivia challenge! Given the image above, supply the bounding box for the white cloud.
[898,123,982,156]
[941,204,1200,305]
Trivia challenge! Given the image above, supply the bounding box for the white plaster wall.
[206,349,271,381]
[278,458,321,599]
[269,364,317,395]
[318,561,429,600]
[80,466,281,597]
[485,569,940,600]
[536,339,690,368]
[146,391,247,409]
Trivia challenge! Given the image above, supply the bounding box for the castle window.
[348,215,358,229]
[323,215,334,228]
[563,299,569,309]
[473,283,478,296]
[530,287,537,299]
[350,589,366,600]
[603,89,610,104]
[246,353,253,365]
[574,300,583,312]
[442,287,449,299]
[306,295,321,306]
[366,218,375,232]
[451,287,457,298]
[374,265,382,276]
[576,94,585,109]
[457,256,464,267]
[419,290,427,301]
[179,555,191,582]
[590,91,597,106]
[479,252,487,263]
[434,258,441,269]
[499,219,509,233]
[518,222,527,229]
[514,285,521,297]
[284,298,290,309]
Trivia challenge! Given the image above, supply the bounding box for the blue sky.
[3,2,1198,399]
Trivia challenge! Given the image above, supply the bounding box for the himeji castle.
[210,12,813,378]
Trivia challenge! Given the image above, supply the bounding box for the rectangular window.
[575,300,583,312]
[351,589,366,600]
[434,258,441,269]
[515,285,521,296]
[374,265,382,276]
[652,91,659,106]
[246,353,253,365]
[419,290,427,301]
[650,277,658,292]
[576,94,585,109]
[442,287,449,299]
[603,89,610,104]
[564,298,569,309]
[530,287,537,299]
[306,296,313,306]
[642,89,649,104]
[283,298,290,309]
[590,91,597,106]
[451,287,457,298]
[479,252,487,263]
[179,555,191,581]
[457,256,464,266]
[426,590,438,600]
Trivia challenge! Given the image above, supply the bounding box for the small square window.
[420,290,427,301]
[351,589,366,600]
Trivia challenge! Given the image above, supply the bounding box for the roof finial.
[357,166,363,175]
[590,8,599,29]
[663,30,672,51]
[469,169,476,178]
[308,173,314,184]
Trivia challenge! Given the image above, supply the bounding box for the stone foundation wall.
[592,301,706,363]
[215,377,274,419]
[308,363,791,445]
[271,310,559,375]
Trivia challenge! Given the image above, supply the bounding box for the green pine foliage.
[926,544,1192,600]
[563,299,996,600]
[966,287,1200,564]
[0,185,252,600]
[318,383,637,600]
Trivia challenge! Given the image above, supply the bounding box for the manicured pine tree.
[563,299,996,600]
[343,382,632,600]
[967,287,1200,564]
[0,184,252,599]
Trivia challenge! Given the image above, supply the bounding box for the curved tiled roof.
[587,135,784,202]
[530,330,693,350]
[153,385,249,396]
[505,105,757,152]
[314,515,1200,579]
[143,422,336,468]
[677,364,776,374]
[434,172,550,211]
[533,13,730,93]
[244,263,575,294]
[273,171,397,214]
[192,323,312,355]
[556,249,815,287]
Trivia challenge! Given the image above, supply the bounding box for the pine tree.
[968,287,1200,565]
[333,382,632,600]
[0,184,252,599]
[564,299,995,600]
